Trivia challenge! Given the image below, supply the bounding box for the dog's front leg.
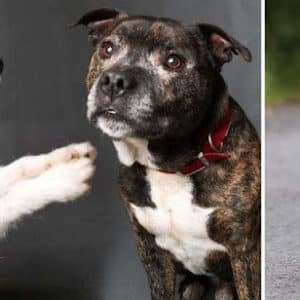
[229,239,261,300]
[125,202,176,300]
[134,223,176,300]
[209,207,260,300]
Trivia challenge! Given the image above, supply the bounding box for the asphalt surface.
[266,105,300,299]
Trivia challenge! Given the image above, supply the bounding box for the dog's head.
[75,8,251,140]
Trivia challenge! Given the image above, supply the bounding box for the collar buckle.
[198,152,210,167]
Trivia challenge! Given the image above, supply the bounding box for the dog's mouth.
[90,107,122,124]
[106,108,117,115]
[89,106,135,138]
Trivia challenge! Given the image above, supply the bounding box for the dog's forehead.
[110,17,191,48]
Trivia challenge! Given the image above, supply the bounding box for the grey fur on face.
[78,13,250,140]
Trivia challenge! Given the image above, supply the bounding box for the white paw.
[10,142,97,183]
[48,142,97,168]
[36,156,96,203]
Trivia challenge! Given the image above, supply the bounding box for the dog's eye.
[165,54,184,70]
[101,41,114,59]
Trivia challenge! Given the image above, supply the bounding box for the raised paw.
[35,155,96,203]
[48,142,97,167]
[4,142,97,185]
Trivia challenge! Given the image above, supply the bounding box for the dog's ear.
[72,8,127,46]
[198,24,252,69]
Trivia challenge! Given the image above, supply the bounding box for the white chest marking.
[131,169,226,275]
[113,138,157,168]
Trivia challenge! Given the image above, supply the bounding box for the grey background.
[0,1,260,299]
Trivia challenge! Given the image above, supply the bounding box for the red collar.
[159,103,232,176]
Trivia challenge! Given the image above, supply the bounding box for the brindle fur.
[119,99,261,300]
[76,9,260,300]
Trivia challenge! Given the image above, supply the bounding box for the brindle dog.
[74,8,260,300]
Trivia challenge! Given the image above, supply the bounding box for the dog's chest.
[131,169,226,275]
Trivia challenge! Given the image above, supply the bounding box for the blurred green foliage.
[266,1,300,104]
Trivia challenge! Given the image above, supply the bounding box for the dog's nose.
[99,70,136,98]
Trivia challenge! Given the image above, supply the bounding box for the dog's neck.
[113,92,229,172]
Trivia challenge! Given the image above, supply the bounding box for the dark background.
[0,1,260,299]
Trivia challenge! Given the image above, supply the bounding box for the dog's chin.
[96,117,133,139]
